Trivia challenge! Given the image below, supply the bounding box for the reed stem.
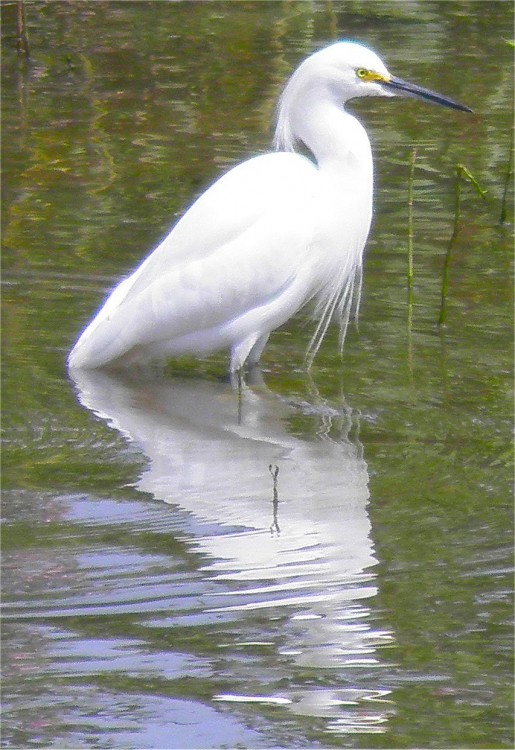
[407,148,417,304]
[406,148,417,373]
[438,164,486,327]
[500,125,513,225]
[16,0,30,58]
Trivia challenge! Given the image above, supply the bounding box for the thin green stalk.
[438,164,487,327]
[407,147,417,304]
[16,0,30,57]
[407,148,417,375]
[500,125,513,225]
[438,166,462,327]
[501,39,515,224]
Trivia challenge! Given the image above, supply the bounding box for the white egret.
[68,41,471,373]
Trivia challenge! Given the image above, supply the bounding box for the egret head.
[275,41,471,152]
[311,40,472,112]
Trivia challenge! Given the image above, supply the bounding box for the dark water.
[2,2,513,748]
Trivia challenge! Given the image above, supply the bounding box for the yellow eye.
[356,68,369,79]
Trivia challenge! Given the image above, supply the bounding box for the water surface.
[2,2,513,748]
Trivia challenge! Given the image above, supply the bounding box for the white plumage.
[68,41,470,372]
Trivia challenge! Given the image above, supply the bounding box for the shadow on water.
[64,367,394,737]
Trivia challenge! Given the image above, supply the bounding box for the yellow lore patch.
[355,68,390,83]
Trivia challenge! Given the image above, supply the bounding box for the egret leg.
[230,366,244,424]
[230,332,267,373]
[247,333,270,368]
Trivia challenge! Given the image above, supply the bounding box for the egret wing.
[107,152,315,307]
[69,152,317,368]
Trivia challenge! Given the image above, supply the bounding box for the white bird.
[68,41,470,373]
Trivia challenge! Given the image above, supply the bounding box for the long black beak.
[384,76,472,113]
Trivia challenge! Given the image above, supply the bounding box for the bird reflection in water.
[69,368,394,733]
